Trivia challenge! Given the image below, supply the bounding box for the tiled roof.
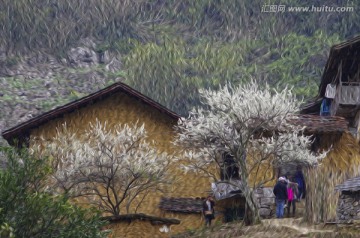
[289,115,348,133]
[159,197,203,213]
[103,213,180,225]
[302,35,360,115]
[335,176,360,192]
[211,180,243,201]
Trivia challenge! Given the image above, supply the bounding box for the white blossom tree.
[175,82,326,224]
[34,120,172,216]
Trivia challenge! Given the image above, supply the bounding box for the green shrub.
[0,146,109,238]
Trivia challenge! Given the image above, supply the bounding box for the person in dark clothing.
[294,166,306,199]
[202,195,215,227]
[273,177,288,218]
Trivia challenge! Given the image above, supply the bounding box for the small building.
[335,176,360,223]
[1,82,211,236]
[300,35,360,222]
[301,35,360,139]
[211,180,246,221]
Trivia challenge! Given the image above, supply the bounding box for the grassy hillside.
[0,0,359,139]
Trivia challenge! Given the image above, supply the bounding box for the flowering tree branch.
[174,82,327,224]
[34,119,173,216]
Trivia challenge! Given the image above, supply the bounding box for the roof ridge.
[2,82,180,145]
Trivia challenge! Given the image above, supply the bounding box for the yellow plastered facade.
[29,92,212,235]
[105,220,174,238]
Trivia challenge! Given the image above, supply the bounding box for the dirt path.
[259,218,334,237]
[174,218,342,238]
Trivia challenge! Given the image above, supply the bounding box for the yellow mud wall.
[161,212,205,231]
[106,220,174,238]
[29,92,212,234]
[247,156,276,188]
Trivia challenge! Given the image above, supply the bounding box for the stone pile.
[337,192,360,222]
[254,187,276,218]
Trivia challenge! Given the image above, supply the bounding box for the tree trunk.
[238,164,260,225]
[236,149,261,225]
[242,184,260,225]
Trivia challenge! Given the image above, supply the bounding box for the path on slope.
[176,218,338,238]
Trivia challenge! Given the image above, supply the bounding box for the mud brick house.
[4,82,287,235]
[2,82,213,236]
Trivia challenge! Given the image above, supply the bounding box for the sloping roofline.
[289,114,348,134]
[2,82,180,145]
[301,35,360,114]
[318,35,360,98]
[335,176,360,192]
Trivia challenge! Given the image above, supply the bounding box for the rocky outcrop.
[0,39,123,146]
[68,47,98,68]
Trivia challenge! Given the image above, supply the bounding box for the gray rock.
[263,188,275,198]
[68,47,98,68]
[259,208,271,217]
[261,197,275,205]
[254,193,262,199]
[99,50,110,64]
[105,57,122,73]
[344,198,354,203]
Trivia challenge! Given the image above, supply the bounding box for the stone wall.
[215,187,276,221]
[254,187,276,218]
[337,192,360,222]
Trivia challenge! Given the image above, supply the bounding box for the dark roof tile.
[159,197,204,213]
[335,176,360,192]
[289,115,348,133]
[2,82,180,145]
[103,213,180,225]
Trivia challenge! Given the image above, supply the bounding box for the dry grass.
[305,133,360,223]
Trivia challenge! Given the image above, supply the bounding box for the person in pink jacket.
[286,177,299,217]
